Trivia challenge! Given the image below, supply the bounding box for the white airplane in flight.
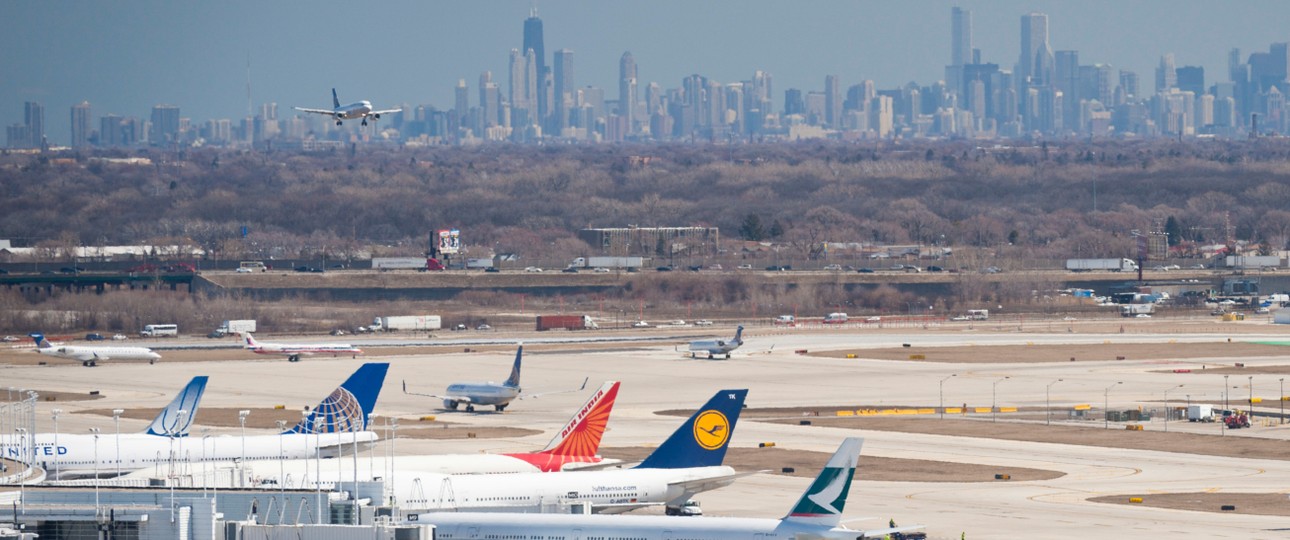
[29,333,161,366]
[34,363,388,480]
[415,438,923,540]
[243,332,362,362]
[180,389,749,516]
[293,88,401,126]
[687,326,744,359]
[402,344,587,412]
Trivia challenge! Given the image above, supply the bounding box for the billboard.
[438,229,461,255]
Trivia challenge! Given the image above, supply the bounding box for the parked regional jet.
[35,363,388,480]
[29,333,161,367]
[243,332,362,362]
[293,88,401,126]
[687,326,744,359]
[402,344,587,411]
[415,438,923,540]
[179,388,749,516]
[2,375,207,479]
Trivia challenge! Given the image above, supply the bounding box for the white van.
[773,315,796,325]
[141,324,178,337]
[824,312,849,324]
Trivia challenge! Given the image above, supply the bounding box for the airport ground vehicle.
[140,324,178,337]
[774,315,796,325]
[570,256,646,270]
[1223,410,1251,429]
[967,309,989,320]
[373,257,445,271]
[1187,404,1214,422]
[536,315,599,331]
[370,315,441,332]
[239,261,268,272]
[1065,258,1139,272]
[210,319,256,337]
[824,312,848,324]
[1120,304,1155,317]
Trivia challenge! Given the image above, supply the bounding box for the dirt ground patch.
[397,426,543,440]
[757,414,1288,461]
[1,390,105,402]
[600,446,1063,483]
[77,407,538,440]
[814,342,1290,364]
[1089,492,1290,517]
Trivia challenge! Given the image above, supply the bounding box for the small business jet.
[243,332,362,362]
[687,326,744,359]
[30,333,160,367]
[293,88,401,126]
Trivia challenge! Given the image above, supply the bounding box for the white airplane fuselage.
[444,383,520,407]
[8,431,376,480]
[419,513,847,540]
[36,345,160,364]
[334,101,373,120]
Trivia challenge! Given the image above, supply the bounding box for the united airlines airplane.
[33,363,388,480]
[168,388,749,515]
[29,333,161,366]
[403,344,587,412]
[415,438,925,540]
[294,88,401,126]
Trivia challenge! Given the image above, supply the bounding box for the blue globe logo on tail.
[301,387,365,433]
[692,410,730,450]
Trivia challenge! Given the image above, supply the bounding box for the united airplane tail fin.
[503,344,522,387]
[331,88,340,109]
[634,388,747,469]
[538,381,620,456]
[145,376,209,437]
[782,437,862,527]
[28,333,52,349]
[283,362,389,434]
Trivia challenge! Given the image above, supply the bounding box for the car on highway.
[476,323,492,330]
[857,268,875,273]
[561,267,578,273]
[823,264,843,271]
[2,335,20,342]
[111,334,128,341]
[84,333,105,341]
[656,266,673,272]
[694,320,713,326]
[59,266,85,274]
[524,266,543,273]
[926,265,944,272]
[484,267,500,273]
[631,320,651,328]
[593,267,610,273]
[736,264,753,270]
[235,267,254,273]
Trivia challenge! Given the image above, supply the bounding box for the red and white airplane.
[294,88,401,126]
[243,332,362,362]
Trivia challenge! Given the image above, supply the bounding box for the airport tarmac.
[4,324,1290,539]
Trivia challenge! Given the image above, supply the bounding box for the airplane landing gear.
[335,120,343,126]
[465,404,476,412]
[288,354,300,362]
[82,360,97,367]
[495,404,507,412]
[361,119,368,126]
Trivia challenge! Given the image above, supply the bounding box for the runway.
[4,326,1290,538]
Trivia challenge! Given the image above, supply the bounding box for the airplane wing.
[293,107,336,116]
[401,380,474,403]
[517,377,589,400]
[370,108,402,116]
[592,471,756,514]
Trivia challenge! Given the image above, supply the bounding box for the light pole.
[1248,376,1254,412]
[1164,384,1184,432]
[15,427,26,515]
[89,427,101,515]
[1104,381,1123,429]
[1280,378,1285,425]
[276,419,287,501]
[112,409,123,477]
[201,428,210,495]
[939,374,956,419]
[51,408,61,479]
[175,409,188,477]
[1046,379,1063,426]
[366,413,378,487]
[238,409,250,482]
[313,416,323,525]
[1223,375,1230,412]
[991,377,1010,422]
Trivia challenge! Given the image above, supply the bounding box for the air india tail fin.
[782,437,862,527]
[145,376,209,437]
[283,362,389,434]
[503,344,522,387]
[331,88,340,109]
[634,388,747,469]
[538,381,620,456]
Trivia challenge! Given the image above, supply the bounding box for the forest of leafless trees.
[6,139,1290,267]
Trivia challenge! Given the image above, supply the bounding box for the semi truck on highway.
[373,257,446,271]
[370,315,442,332]
[212,319,256,337]
[569,256,647,270]
[535,315,599,331]
[1065,258,1139,272]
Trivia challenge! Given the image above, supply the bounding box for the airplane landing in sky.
[293,88,401,126]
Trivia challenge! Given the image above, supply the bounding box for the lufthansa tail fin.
[503,344,522,387]
[331,88,340,109]
[634,388,747,469]
[145,376,209,437]
[28,333,52,349]
[538,381,620,456]
[782,437,862,527]
[283,362,389,434]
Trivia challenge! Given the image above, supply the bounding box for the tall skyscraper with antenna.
[523,8,549,131]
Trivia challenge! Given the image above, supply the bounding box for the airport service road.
[5,329,1290,538]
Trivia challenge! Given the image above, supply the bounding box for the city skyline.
[5,0,1290,144]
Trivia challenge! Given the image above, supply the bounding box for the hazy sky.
[5,0,1289,144]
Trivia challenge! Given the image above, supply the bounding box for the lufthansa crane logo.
[692,410,730,450]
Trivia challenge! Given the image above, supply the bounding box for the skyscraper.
[25,101,45,147]
[951,7,972,67]
[619,52,637,133]
[150,104,180,145]
[522,8,549,130]
[825,75,841,128]
[1019,12,1049,83]
[70,101,91,147]
[553,49,574,133]
[1156,53,1177,93]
